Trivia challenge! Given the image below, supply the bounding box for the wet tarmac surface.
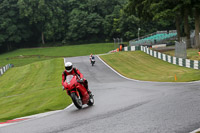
[1,55,200,133]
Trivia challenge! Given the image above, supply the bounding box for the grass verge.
[100,51,200,82]
[0,43,114,67]
[0,58,71,122]
[163,48,200,60]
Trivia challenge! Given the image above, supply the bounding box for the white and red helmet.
[65,62,73,73]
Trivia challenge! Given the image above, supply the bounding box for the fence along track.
[122,46,200,70]
[0,64,13,76]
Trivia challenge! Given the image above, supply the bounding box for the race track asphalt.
[1,55,200,133]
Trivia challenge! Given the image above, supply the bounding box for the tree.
[150,0,195,48]
[118,10,140,40]
[64,0,126,42]
[0,0,31,51]
[192,0,200,51]
[126,0,195,48]
[65,9,103,41]
[182,0,192,48]
[150,0,182,41]
[43,0,67,43]
[18,0,53,44]
[125,0,176,39]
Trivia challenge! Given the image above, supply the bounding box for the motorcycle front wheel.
[71,92,82,109]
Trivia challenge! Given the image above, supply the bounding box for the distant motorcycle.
[91,56,95,66]
[63,75,94,109]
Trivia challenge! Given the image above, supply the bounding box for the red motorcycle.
[63,75,94,109]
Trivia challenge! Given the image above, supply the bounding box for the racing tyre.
[71,92,82,109]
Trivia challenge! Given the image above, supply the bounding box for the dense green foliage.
[125,0,200,49]
[0,0,125,53]
[2,0,199,53]
[0,0,178,54]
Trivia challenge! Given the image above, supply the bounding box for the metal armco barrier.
[122,46,200,70]
[0,64,13,76]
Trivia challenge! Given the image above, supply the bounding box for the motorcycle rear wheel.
[91,61,95,66]
[71,92,82,109]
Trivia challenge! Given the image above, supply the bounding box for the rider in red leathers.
[62,62,90,94]
[89,53,93,63]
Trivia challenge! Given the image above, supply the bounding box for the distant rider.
[89,54,95,63]
[62,62,91,94]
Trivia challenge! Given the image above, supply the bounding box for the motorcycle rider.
[89,53,95,63]
[62,62,91,94]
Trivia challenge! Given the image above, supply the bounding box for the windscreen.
[66,75,74,84]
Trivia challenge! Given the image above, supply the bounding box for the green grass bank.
[163,48,200,60]
[0,58,70,122]
[1,43,199,122]
[0,43,114,67]
[0,43,114,122]
[100,51,200,82]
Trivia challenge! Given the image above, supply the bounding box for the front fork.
[69,88,80,98]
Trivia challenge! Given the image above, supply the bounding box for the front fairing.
[63,75,77,91]
[63,75,89,104]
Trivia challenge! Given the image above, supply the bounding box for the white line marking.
[0,58,74,127]
[98,54,200,132]
[97,54,200,83]
[0,57,73,127]
[1,55,199,130]
[190,128,200,133]
[97,55,140,82]
[0,103,73,128]
[64,103,74,110]
[97,55,171,83]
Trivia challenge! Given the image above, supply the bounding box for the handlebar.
[77,78,84,83]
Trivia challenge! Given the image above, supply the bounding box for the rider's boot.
[85,85,91,95]
[83,80,91,95]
